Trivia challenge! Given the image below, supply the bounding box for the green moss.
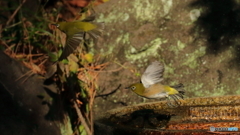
[125,38,167,62]
[168,40,187,55]
[97,12,130,23]
[182,46,206,69]
[164,64,175,75]
[213,84,228,96]
[131,0,172,23]
[122,33,130,44]
[60,115,73,135]
[236,87,240,94]
[187,82,204,97]
[177,40,186,50]
[161,0,173,16]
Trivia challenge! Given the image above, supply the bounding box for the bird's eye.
[131,86,136,91]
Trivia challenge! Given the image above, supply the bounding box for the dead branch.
[74,101,92,135]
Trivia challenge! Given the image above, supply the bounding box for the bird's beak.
[125,86,130,89]
[51,24,58,27]
[51,24,58,29]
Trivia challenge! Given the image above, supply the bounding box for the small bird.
[45,16,103,79]
[127,61,185,107]
[53,15,104,61]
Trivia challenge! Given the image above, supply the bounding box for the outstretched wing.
[58,21,104,61]
[141,61,164,88]
[58,32,84,61]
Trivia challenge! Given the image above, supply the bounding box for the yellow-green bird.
[127,61,185,106]
[53,16,104,61]
[45,16,103,78]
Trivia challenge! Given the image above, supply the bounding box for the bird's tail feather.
[86,22,104,39]
[167,83,185,107]
[171,83,185,95]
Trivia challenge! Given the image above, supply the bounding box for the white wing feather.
[141,61,164,88]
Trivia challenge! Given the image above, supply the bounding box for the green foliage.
[79,125,87,135]
[135,72,141,77]
[0,0,55,56]
[61,58,69,64]
[1,1,105,134]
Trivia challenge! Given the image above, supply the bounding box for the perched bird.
[53,15,104,61]
[127,61,185,107]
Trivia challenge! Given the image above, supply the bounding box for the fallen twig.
[74,101,92,135]
[95,84,121,98]
[6,0,26,26]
